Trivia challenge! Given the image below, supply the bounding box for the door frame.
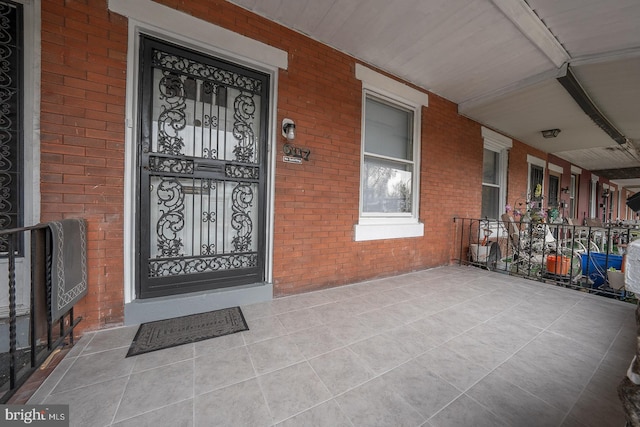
[117,6,287,305]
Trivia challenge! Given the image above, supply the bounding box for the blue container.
[580,253,623,287]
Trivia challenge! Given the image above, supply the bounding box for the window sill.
[354,221,424,241]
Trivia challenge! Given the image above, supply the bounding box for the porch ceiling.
[228,0,640,191]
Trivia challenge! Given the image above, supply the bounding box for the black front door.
[137,36,269,299]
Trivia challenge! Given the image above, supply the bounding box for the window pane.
[363,157,412,213]
[482,149,499,185]
[482,185,499,219]
[569,174,577,218]
[364,97,412,160]
[530,165,544,202]
[548,175,559,207]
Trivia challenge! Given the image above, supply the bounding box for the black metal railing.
[0,223,83,403]
[453,217,638,302]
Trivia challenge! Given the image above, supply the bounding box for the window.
[481,149,500,219]
[529,165,544,202]
[361,95,415,216]
[569,174,578,219]
[481,127,511,220]
[354,64,427,241]
[526,155,545,212]
[606,187,614,222]
[548,175,559,208]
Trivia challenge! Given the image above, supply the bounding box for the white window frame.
[360,91,418,219]
[481,127,511,219]
[353,64,427,241]
[356,90,421,239]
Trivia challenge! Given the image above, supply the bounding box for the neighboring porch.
[24,266,635,427]
[455,217,637,302]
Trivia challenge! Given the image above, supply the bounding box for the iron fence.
[0,223,83,403]
[453,217,637,302]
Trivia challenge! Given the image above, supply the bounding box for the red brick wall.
[41,0,128,330]
[272,31,485,295]
[37,0,510,330]
[150,0,484,292]
[423,94,483,259]
[571,170,617,223]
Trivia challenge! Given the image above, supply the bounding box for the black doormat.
[126,306,249,357]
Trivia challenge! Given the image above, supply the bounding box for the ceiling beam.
[596,167,640,180]
[490,0,570,67]
[557,65,629,145]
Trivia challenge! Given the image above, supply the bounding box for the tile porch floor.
[28,266,636,426]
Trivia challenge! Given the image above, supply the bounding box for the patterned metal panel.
[0,1,22,255]
[137,37,268,298]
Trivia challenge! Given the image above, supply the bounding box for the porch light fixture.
[561,186,570,194]
[541,129,561,138]
[282,118,296,141]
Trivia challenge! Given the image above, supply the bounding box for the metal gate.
[137,37,269,299]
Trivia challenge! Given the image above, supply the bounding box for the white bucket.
[607,270,625,290]
[470,244,490,262]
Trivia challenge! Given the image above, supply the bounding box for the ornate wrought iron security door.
[137,37,269,299]
[0,1,23,254]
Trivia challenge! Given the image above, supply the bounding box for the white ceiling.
[228,0,640,190]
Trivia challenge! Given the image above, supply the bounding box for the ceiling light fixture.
[541,129,561,138]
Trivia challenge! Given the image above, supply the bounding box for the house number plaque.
[283,143,310,161]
